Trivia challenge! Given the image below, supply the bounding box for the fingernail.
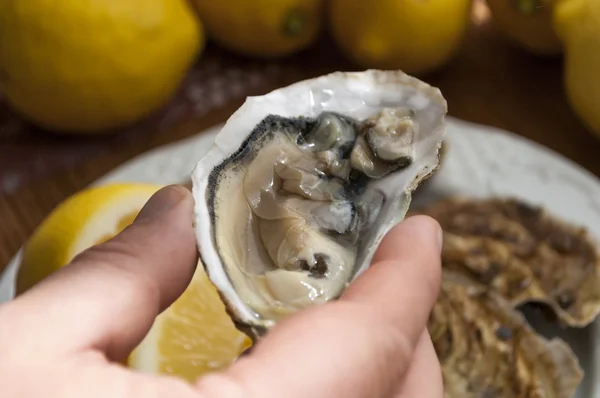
[135,185,189,222]
[437,225,444,254]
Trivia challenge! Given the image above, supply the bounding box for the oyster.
[192,70,447,338]
[430,271,583,398]
[417,197,600,327]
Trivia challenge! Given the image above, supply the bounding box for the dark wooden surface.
[1,3,599,272]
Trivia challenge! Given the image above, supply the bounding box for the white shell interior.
[192,70,447,333]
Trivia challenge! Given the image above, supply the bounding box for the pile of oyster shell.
[191,70,598,397]
[414,197,600,398]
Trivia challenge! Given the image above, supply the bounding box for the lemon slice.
[129,264,252,381]
[16,183,162,294]
[16,182,251,380]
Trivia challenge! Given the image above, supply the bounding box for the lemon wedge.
[16,182,251,381]
[129,263,252,381]
[17,183,162,294]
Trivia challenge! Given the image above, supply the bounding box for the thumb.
[6,185,198,361]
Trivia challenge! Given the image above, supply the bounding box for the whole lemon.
[487,0,562,56]
[0,0,203,134]
[554,0,600,137]
[329,0,473,76]
[192,0,323,58]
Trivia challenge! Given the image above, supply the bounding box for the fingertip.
[387,214,443,296]
[123,184,198,309]
[134,184,193,224]
[403,214,442,236]
[396,214,442,248]
[373,214,443,265]
[406,214,444,255]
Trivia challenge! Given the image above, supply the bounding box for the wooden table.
[1,3,599,271]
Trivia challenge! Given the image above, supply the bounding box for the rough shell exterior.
[430,270,583,398]
[416,196,600,327]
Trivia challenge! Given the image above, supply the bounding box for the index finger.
[196,215,442,398]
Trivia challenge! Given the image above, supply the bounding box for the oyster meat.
[430,271,583,398]
[417,197,600,327]
[192,70,447,338]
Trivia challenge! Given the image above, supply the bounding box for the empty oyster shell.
[430,270,583,398]
[192,70,447,339]
[417,197,600,327]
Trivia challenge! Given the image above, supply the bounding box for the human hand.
[0,185,443,398]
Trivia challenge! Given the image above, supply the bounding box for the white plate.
[1,118,599,396]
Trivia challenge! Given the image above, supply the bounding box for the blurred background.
[1,0,600,394]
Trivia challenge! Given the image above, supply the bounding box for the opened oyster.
[417,197,600,327]
[430,271,583,398]
[192,70,447,338]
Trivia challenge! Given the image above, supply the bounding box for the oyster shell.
[430,270,583,398]
[417,197,600,327]
[192,70,447,338]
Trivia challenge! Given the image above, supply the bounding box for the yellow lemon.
[0,0,203,134]
[17,183,162,294]
[553,0,600,136]
[192,0,323,57]
[129,263,252,381]
[329,0,473,75]
[487,0,562,55]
